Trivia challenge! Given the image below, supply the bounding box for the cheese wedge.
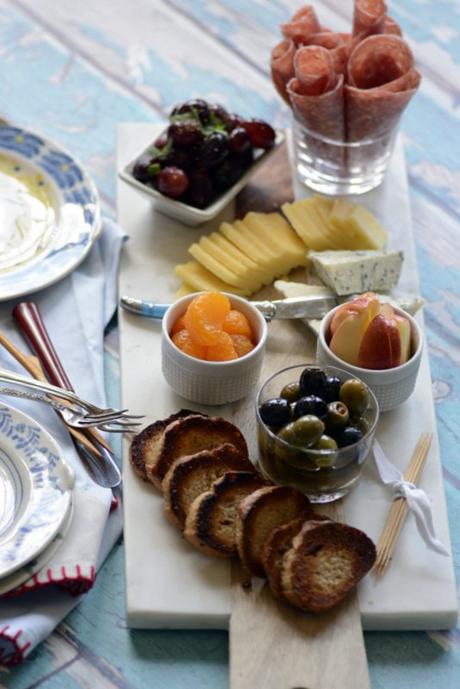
[281,199,335,251]
[220,222,276,269]
[198,236,268,290]
[210,233,273,285]
[175,283,195,298]
[241,212,308,267]
[188,243,253,290]
[174,261,249,296]
[329,200,388,249]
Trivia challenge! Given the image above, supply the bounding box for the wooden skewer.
[0,330,108,458]
[374,432,433,576]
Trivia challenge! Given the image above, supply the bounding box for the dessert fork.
[0,385,141,432]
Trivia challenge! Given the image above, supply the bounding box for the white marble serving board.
[117,124,457,631]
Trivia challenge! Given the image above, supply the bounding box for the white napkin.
[373,439,449,555]
[0,219,126,665]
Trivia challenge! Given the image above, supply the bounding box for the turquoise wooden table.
[1,1,459,687]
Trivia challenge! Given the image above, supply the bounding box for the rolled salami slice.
[294,45,337,96]
[271,39,296,102]
[307,31,352,74]
[287,47,345,142]
[353,0,387,38]
[346,35,421,140]
[281,5,321,45]
[382,16,402,36]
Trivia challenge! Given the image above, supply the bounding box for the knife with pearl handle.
[120,293,338,323]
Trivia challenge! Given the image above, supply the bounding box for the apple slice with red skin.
[330,292,380,336]
[357,314,402,369]
[329,300,380,366]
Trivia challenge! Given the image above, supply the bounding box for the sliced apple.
[395,314,411,364]
[330,292,380,336]
[357,314,402,369]
[329,308,373,366]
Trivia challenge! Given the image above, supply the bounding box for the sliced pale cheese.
[210,232,273,285]
[329,202,388,250]
[199,235,267,290]
[189,243,253,290]
[308,250,403,295]
[175,261,249,296]
[281,199,336,251]
[241,212,308,266]
[220,222,276,269]
[232,220,279,261]
[175,283,196,298]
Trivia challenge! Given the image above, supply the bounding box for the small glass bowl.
[292,116,398,196]
[255,364,379,503]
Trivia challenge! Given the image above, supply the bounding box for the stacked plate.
[0,403,74,595]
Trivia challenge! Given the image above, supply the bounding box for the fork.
[0,385,142,432]
[0,367,142,425]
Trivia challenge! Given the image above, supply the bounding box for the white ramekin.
[161,292,268,405]
[316,304,423,412]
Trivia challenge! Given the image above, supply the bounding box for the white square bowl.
[118,127,284,226]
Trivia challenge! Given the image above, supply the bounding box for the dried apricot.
[170,314,187,336]
[205,331,238,361]
[223,309,253,339]
[184,292,231,346]
[172,329,206,359]
[230,334,255,357]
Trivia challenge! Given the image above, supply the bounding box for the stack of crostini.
[130,410,376,613]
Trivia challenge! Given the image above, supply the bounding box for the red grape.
[154,131,168,149]
[186,171,214,208]
[241,119,276,149]
[158,167,189,198]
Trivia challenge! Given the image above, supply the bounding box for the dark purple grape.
[154,131,169,149]
[195,132,228,168]
[226,112,244,131]
[292,395,328,421]
[168,120,203,148]
[214,158,243,191]
[157,166,189,198]
[133,154,158,183]
[259,398,291,429]
[228,127,251,155]
[241,119,276,149]
[175,99,210,124]
[209,103,231,125]
[234,146,254,170]
[186,171,214,208]
[163,146,195,170]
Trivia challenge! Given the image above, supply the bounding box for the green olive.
[290,415,325,447]
[313,434,338,451]
[339,379,370,416]
[325,401,349,433]
[276,422,299,445]
[280,381,301,403]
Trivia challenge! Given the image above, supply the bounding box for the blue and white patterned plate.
[0,403,74,579]
[0,124,101,301]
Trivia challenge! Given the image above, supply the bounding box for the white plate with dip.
[0,123,101,301]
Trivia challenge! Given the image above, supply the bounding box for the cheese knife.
[120,293,338,322]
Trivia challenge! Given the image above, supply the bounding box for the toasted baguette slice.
[130,409,199,481]
[281,521,376,613]
[184,471,268,558]
[162,444,256,530]
[236,486,313,577]
[261,515,332,599]
[150,415,248,489]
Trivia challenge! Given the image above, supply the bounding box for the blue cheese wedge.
[308,250,403,295]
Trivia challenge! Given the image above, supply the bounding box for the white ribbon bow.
[373,440,449,556]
